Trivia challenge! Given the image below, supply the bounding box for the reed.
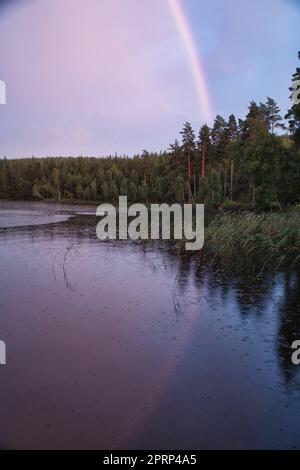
[205,212,300,270]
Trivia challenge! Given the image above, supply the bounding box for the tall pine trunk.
[230,160,234,199]
[223,160,227,198]
[201,143,206,178]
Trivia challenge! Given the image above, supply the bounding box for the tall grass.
[205,212,300,271]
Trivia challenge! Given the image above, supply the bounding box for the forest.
[0,53,299,211]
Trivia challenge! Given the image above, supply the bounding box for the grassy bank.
[204,212,300,271]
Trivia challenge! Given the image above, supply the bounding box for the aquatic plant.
[205,212,300,271]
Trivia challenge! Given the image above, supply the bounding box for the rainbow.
[167,0,213,123]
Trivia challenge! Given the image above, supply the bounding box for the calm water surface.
[0,202,299,449]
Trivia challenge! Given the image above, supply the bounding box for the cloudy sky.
[0,0,299,157]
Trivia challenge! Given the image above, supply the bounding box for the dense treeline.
[1,53,299,210]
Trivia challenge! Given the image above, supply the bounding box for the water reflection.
[0,207,299,449]
[2,217,300,383]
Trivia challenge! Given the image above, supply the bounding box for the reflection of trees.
[4,218,300,384]
[149,245,300,384]
[195,254,273,315]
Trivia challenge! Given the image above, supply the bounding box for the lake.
[0,201,299,449]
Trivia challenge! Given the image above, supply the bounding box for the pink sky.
[0,0,299,156]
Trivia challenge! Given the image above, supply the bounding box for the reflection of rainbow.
[167,0,213,123]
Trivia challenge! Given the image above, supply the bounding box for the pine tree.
[180,122,195,201]
[260,97,285,134]
[225,115,238,198]
[168,139,182,172]
[198,124,210,179]
[241,101,266,139]
[226,114,238,142]
[211,115,227,148]
[285,51,300,146]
